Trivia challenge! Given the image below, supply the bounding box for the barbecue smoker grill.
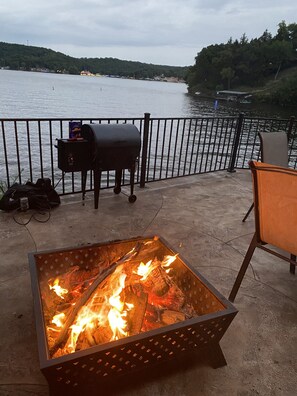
[81,123,141,209]
[57,123,141,209]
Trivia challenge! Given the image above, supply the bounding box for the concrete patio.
[0,169,296,396]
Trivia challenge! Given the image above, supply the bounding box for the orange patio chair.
[229,160,297,302]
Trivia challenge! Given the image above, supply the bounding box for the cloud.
[0,0,296,66]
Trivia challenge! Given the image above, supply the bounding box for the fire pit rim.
[28,235,237,370]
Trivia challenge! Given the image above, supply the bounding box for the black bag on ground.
[0,178,60,211]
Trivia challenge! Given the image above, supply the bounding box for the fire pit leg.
[208,343,227,368]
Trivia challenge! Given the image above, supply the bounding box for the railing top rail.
[0,117,144,122]
[149,116,238,121]
[0,115,294,122]
[243,116,295,122]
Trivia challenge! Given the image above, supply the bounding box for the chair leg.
[242,202,254,222]
[229,233,258,302]
[290,254,296,275]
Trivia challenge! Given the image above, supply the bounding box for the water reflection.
[183,94,296,119]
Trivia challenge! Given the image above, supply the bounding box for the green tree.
[220,67,235,89]
[186,20,297,95]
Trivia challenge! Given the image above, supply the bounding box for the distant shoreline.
[0,67,186,84]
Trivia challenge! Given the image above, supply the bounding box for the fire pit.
[28,236,237,394]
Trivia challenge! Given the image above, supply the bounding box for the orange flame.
[108,273,131,340]
[161,254,178,273]
[135,260,153,280]
[48,247,177,355]
[68,306,103,353]
[49,278,68,299]
[135,255,177,279]
[58,269,134,353]
[162,254,178,267]
[52,312,66,327]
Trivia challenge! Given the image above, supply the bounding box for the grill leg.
[130,164,135,196]
[81,171,87,205]
[94,169,101,209]
[114,169,122,194]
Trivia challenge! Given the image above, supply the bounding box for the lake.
[0,69,295,119]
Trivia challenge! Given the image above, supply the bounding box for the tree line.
[186,21,297,106]
[0,42,188,80]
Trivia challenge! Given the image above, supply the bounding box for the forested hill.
[0,42,189,80]
[186,21,297,106]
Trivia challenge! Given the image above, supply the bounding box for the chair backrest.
[259,131,288,168]
[250,160,297,256]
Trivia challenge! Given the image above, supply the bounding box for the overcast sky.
[0,0,296,67]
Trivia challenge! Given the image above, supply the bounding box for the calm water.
[0,69,295,119]
[1,69,296,193]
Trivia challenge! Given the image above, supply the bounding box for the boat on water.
[216,90,252,103]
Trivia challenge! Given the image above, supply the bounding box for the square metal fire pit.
[28,236,237,394]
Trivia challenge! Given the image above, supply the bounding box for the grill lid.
[81,123,141,148]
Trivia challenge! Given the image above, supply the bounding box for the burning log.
[124,286,148,335]
[161,310,186,325]
[75,331,94,351]
[49,242,144,356]
[148,282,185,311]
[141,304,163,332]
[149,265,170,296]
[92,326,113,346]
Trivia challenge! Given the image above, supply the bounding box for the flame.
[49,278,68,299]
[68,306,103,353]
[162,254,178,267]
[161,254,178,273]
[52,312,66,327]
[108,273,130,340]
[47,244,178,356]
[62,270,133,353]
[135,255,177,280]
[135,260,153,280]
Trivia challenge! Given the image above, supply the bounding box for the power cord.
[13,203,51,226]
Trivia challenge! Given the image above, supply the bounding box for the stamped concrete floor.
[0,170,296,396]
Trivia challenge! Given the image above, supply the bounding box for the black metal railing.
[0,113,296,197]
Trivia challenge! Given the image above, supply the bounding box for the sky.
[0,0,296,67]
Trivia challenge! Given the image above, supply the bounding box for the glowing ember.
[49,278,68,299]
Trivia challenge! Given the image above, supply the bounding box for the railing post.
[227,113,244,172]
[140,112,150,188]
[287,116,295,141]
